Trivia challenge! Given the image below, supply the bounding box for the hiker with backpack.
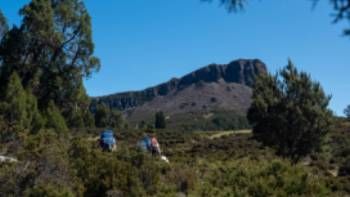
[138,134,161,155]
[100,130,117,152]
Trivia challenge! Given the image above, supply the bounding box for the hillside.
[92,59,267,130]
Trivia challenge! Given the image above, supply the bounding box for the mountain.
[92,59,267,130]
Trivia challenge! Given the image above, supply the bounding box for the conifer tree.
[94,104,124,128]
[0,72,45,141]
[0,10,7,39]
[248,60,333,162]
[45,100,68,133]
[65,79,94,128]
[109,109,124,129]
[155,111,166,129]
[26,89,45,133]
[94,104,109,128]
[0,72,30,141]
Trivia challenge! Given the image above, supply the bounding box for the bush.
[69,139,168,197]
[0,130,84,197]
[191,159,330,197]
[339,157,350,176]
[24,183,75,197]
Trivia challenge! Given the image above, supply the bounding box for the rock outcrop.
[92,59,267,111]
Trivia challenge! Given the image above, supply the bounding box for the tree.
[25,88,45,133]
[155,111,166,129]
[94,103,125,128]
[0,71,45,142]
[0,72,30,141]
[94,104,110,128]
[0,0,100,128]
[0,10,8,40]
[344,105,350,121]
[45,100,68,133]
[109,109,125,129]
[248,60,333,163]
[65,79,95,128]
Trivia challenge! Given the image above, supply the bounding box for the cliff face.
[177,58,266,89]
[92,59,267,111]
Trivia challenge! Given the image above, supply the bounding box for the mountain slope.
[92,59,267,130]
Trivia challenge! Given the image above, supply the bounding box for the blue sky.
[0,0,349,115]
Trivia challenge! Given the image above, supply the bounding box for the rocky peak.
[177,59,267,89]
[92,59,267,111]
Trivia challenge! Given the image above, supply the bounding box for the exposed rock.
[92,59,267,112]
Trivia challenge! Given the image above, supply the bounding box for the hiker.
[138,134,161,155]
[151,135,161,155]
[100,130,117,151]
[138,134,169,163]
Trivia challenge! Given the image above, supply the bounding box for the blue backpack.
[100,130,116,150]
[139,137,152,151]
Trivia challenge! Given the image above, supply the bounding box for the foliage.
[0,0,100,128]
[330,121,350,178]
[0,130,84,197]
[1,126,349,196]
[0,72,30,134]
[344,105,350,121]
[0,9,8,39]
[327,120,350,165]
[330,0,350,35]
[211,112,250,130]
[64,79,95,128]
[339,157,350,176]
[201,0,246,12]
[44,100,68,134]
[164,110,250,131]
[24,183,75,197]
[108,109,125,129]
[248,60,333,162]
[94,103,109,128]
[155,111,166,129]
[26,89,45,133]
[0,1,348,197]
[69,139,166,197]
[0,72,43,142]
[191,159,329,197]
[94,103,125,129]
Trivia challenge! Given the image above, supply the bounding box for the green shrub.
[339,157,350,176]
[191,159,330,197]
[24,183,75,197]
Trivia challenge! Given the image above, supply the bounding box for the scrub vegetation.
[0,1,350,196]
